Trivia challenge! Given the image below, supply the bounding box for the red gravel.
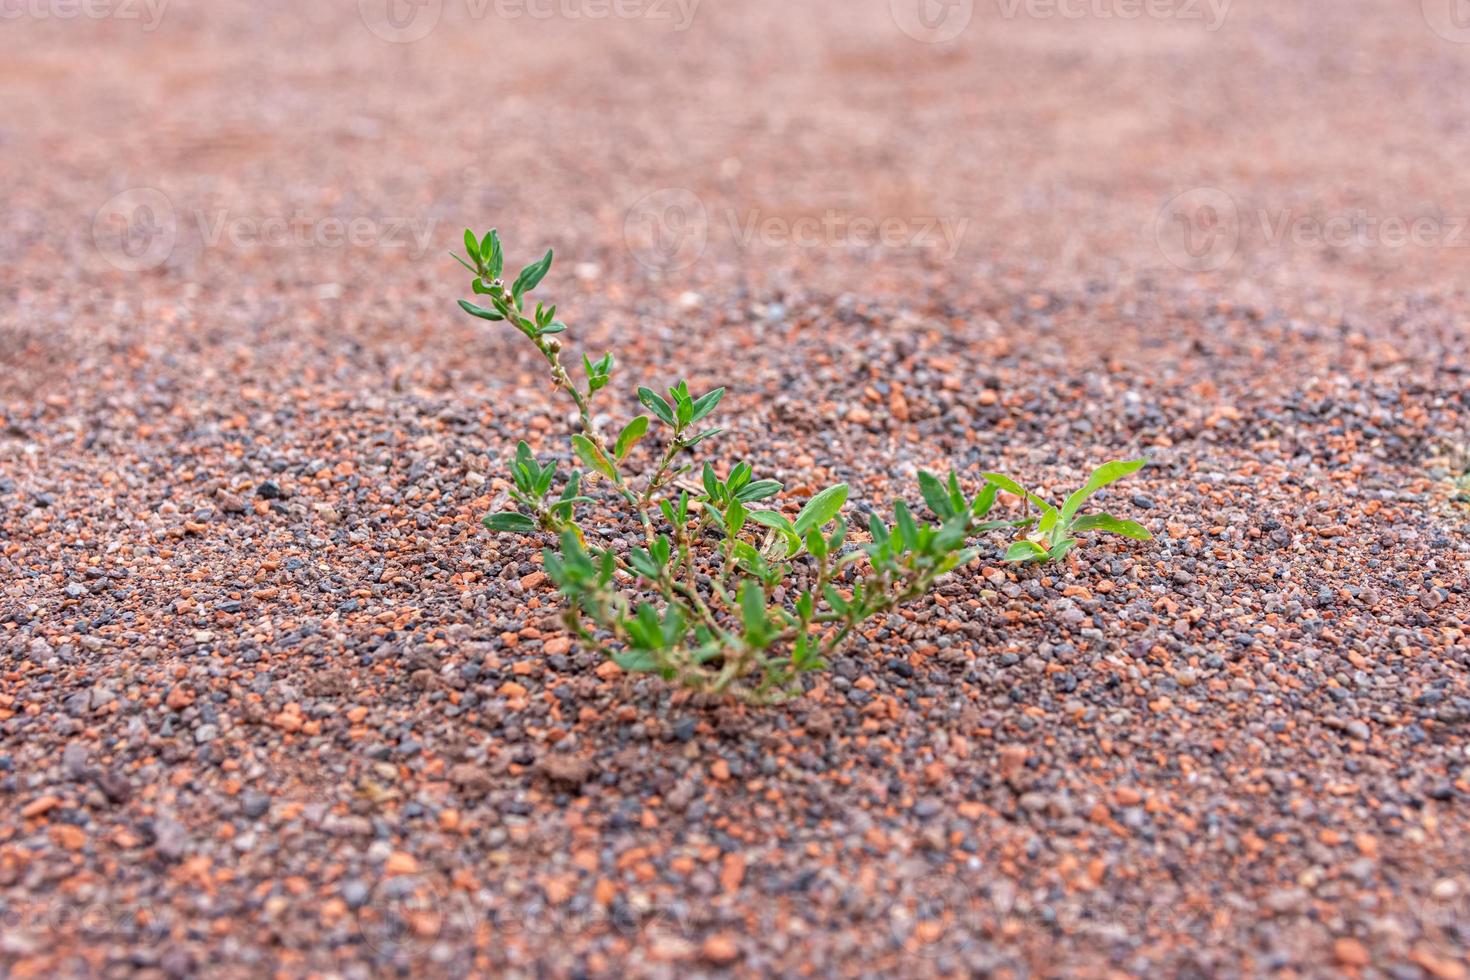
[2,2,1469,977]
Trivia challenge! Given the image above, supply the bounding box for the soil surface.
[3,1,1469,977]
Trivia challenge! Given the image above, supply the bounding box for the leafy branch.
[455,229,1152,704]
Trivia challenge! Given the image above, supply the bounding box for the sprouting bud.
[547,339,562,355]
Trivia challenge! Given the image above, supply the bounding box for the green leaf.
[748,510,801,557]
[804,527,828,560]
[947,470,966,513]
[450,251,478,275]
[512,248,554,300]
[739,581,768,645]
[689,387,725,423]
[637,387,676,427]
[660,604,686,648]
[1047,538,1077,562]
[571,434,617,481]
[894,500,919,551]
[611,649,661,673]
[823,585,850,616]
[1003,539,1050,563]
[558,470,581,501]
[1070,513,1153,540]
[970,482,1000,519]
[918,471,954,520]
[701,462,722,501]
[734,479,782,503]
[480,230,503,277]
[483,512,537,533]
[793,484,849,535]
[731,541,774,583]
[684,427,722,448]
[1060,459,1147,525]
[670,381,694,426]
[458,299,504,322]
[532,459,557,497]
[614,415,650,460]
[724,498,748,537]
[727,462,751,494]
[629,548,662,580]
[463,229,481,263]
[980,472,1055,516]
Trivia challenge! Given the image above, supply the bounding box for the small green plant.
[454,229,1151,703]
[983,461,1153,564]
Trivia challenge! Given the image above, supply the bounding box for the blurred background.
[7,0,1470,334]
[4,5,1470,976]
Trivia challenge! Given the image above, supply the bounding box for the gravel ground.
[3,1,1469,977]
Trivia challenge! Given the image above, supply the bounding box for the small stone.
[152,816,189,860]
[63,743,89,778]
[449,763,492,795]
[701,934,740,966]
[21,795,61,819]
[341,880,370,910]
[542,754,596,787]
[50,824,86,851]
[1333,937,1370,967]
[241,790,270,819]
[384,851,419,875]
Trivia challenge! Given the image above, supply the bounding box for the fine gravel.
[3,1,1470,977]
